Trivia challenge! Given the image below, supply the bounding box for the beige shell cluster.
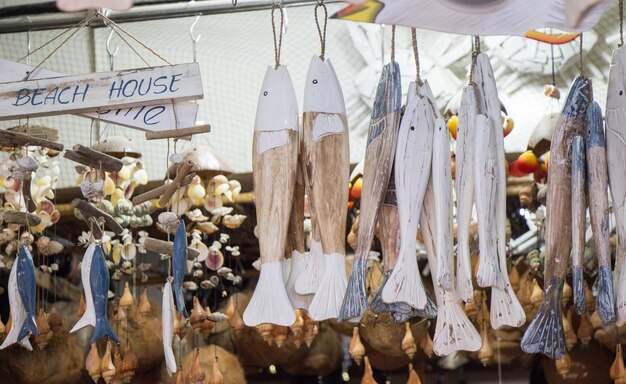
[86,340,139,384]
[255,309,318,349]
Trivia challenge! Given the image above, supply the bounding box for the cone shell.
[101,341,116,383]
[290,309,304,338]
[257,323,274,345]
[478,324,493,366]
[362,356,376,384]
[174,311,188,339]
[201,306,216,337]
[610,344,626,382]
[119,282,134,309]
[132,305,146,327]
[187,349,206,384]
[138,288,151,315]
[562,280,572,308]
[225,297,245,333]
[564,309,577,350]
[122,342,139,378]
[35,308,52,350]
[303,315,318,347]
[350,327,365,365]
[0,317,5,338]
[555,353,571,379]
[407,363,421,384]
[577,313,593,346]
[190,296,208,329]
[402,322,417,360]
[86,343,102,383]
[113,305,127,324]
[47,307,63,333]
[420,332,434,359]
[208,357,225,384]
[176,371,185,384]
[509,265,520,292]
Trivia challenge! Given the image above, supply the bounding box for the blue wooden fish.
[89,244,119,344]
[16,245,38,341]
[173,220,188,318]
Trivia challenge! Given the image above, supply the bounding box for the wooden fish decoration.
[521,76,592,359]
[454,84,479,303]
[89,244,119,344]
[340,60,402,322]
[570,134,587,315]
[382,81,435,313]
[302,56,350,321]
[173,221,189,318]
[163,280,177,376]
[586,101,615,327]
[606,44,626,327]
[71,243,97,333]
[244,65,298,327]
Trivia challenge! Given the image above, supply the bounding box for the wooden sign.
[56,0,133,12]
[0,61,203,125]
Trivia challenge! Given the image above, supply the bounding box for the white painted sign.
[0,62,203,124]
[57,0,133,12]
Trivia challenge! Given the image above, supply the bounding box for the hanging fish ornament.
[89,244,119,344]
[173,220,189,318]
[472,52,525,329]
[570,134,587,315]
[340,59,402,322]
[163,280,177,376]
[607,43,626,327]
[303,54,350,321]
[71,243,97,333]
[243,63,299,327]
[521,75,592,359]
[382,82,435,313]
[454,84,479,303]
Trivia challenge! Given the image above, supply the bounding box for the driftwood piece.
[143,237,200,259]
[0,128,64,151]
[158,160,194,207]
[71,198,124,235]
[70,144,124,172]
[145,124,211,140]
[131,173,195,205]
[0,210,41,226]
[21,173,37,212]
[571,135,586,316]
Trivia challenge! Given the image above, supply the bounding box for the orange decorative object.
[517,151,539,173]
[508,160,526,178]
[524,30,580,45]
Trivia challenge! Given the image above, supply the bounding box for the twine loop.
[314,0,328,61]
[271,2,285,69]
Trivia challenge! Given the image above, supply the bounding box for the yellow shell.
[402,322,417,360]
[419,331,434,359]
[478,324,493,366]
[104,177,116,196]
[118,165,131,180]
[407,363,421,384]
[361,356,376,384]
[138,288,151,315]
[530,279,544,307]
[119,282,134,309]
[133,168,148,185]
[187,182,206,201]
[111,188,125,206]
[610,344,626,382]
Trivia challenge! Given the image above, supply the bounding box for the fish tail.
[572,265,586,315]
[308,253,348,321]
[432,290,481,356]
[455,246,474,303]
[338,257,368,322]
[285,251,313,311]
[174,288,188,318]
[370,271,393,314]
[413,290,437,319]
[476,250,505,289]
[490,284,526,329]
[382,250,429,309]
[520,277,566,359]
[294,240,325,295]
[243,261,296,326]
[18,315,38,341]
[597,265,616,328]
[90,316,120,345]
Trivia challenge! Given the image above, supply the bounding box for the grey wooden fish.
[570,134,587,315]
[585,101,615,328]
[173,220,188,318]
[339,61,402,322]
[16,245,38,342]
[521,76,592,360]
[89,244,119,344]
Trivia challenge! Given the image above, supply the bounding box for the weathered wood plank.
[143,237,200,259]
[0,61,203,121]
[131,173,195,205]
[0,210,41,226]
[71,198,124,235]
[63,144,124,172]
[144,124,210,140]
[158,160,194,207]
[0,128,64,151]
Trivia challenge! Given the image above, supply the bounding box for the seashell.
[197,221,219,235]
[16,155,38,172]
[577,313,593,346]
[20,231,34,245]
[77,293,86,318]
[562,280,572,308]
[252,258,261,271]
[401,322,417,360]
[113,305,127,324]
[209,275,220,285]
[187,176,206,201]
[211,240,222,250]
[186,208,209,223]
[207,312,229,322]
[115,214,131,228]
[544,84,561,100]
[228,180,241,201]
[108,290,116,299]
[217,267,232,276]
[257,324,274,345]
[103,176,116,196]
[173,311,188,339]
[232,276,242,285]
[137,263,151,272]
[129,215,142,228]
[47,307,63,333]
[509,265,520,292]
[160,253,172,261]
[172,197,192,214]
[132,305,146,327]
[119,282,134,309]
[158,212,179,225]
[362,356,376,384]
[101,341,116,383]
[50,263,59,272]
[86,343,102,383]
[138,288,151,315]
[80,179,104,199]
[183,281,198,291]
[205,248,224,271]
[349,327,365,365]
[121,341,139,379]
[210,207,233,217]
[273,325,289,348]
[193,269,204,278]
[133,168,148,185]
[121,242,136,261]
[478,323,493,366]
[35,308,52,350]
[407,363,422,384]
[117,165,132,181]
[419,332,434,359]
[111,270,122,281]
[563,309,577,350]
[555,353,571,379]
[187,349,206,384]
[200,280,216,289]
[39,265,51,274]
[611,344,626,383]
[223,214,247,229]
[201,306,216,337]
[0,228,16,243]
[175,371,185,384]
[208,357,225,384]
[140,272,148,283]
[190,240,209,262]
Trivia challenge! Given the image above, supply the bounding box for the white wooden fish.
[162,280,177,376]
[382,86,434,310]
[71,243,96,333]
[606,44,626,326]
[295,240,325,295]
[454,85,478,303]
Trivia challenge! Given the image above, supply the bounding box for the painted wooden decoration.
[585,101,615,328]
[382,83,434,311]
[521,76,592,360]
[332,0,610,35]
[570,134,587,315]
[606,44,626,327]
[472,53,525,330]
[243,65,299,327]
[57,0,133,12]
[0,61,202,122]
[420,175,480,356]
[302,56,350,321]
[454,84,478,303]
[339,61,401,322]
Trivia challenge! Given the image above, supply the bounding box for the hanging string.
[271,2,285,69]
[579,33,585,77]
[411,28,422,85]
[550,30,556,86]
[314,0,328,61]
[618,0,624,47]
[390,25,396,62]
[469,35,481,83]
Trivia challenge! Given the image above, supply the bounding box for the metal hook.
[106,28,119,71]
[190,15,202,63]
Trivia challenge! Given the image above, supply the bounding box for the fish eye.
[312,79,318,84]
[410,126,415,131]
[620,90,624,96]
[263,91,268,96]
